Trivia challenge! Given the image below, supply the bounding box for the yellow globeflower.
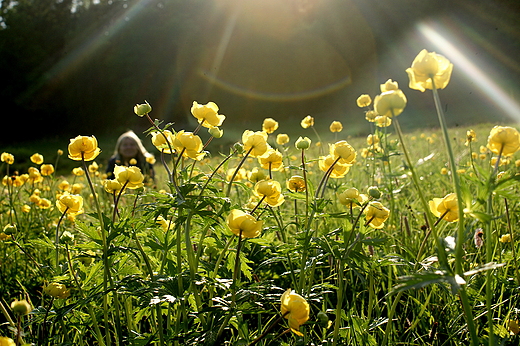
[254,179,285,207]
[329,121,343,133]
[247,167,266,183]
[0,337,15,346]
[44,282,71,299]
[10,299,32,316]
[134,101,152,117]
[300,115,314,129]
[68,135,101,161]
[375,115,392,128]
[365,110,377,122]
[338,188,367,208]
[258,149,284,171]
[319,155,350,178]
[365,201,390,229]
[380,79,399,92]
[114,165,144,189]
[406,49,453,92]
[151,130,175,154]
[330,141,356,165]
[40,164,55,176]
[88,162,99,173]
[103,179,124,194]
[276,133,290,145]
[30,153,44,165]
[281,289,310,336]
[28,167,43,183]
[38,198,52,209]
[262,118,279,134]
[72,167,85,176]
[287,175,306,192]
[356,94,372,108]
[429,193,459,222]
[465,129,476,146]
[242,130,269,158]
[56,194,84,216]
[499,234,512,243]
[374,89,407,117]
[173,130,205,161]
[1,152,14,164]
[487,126,520,156]
[226,209,263,238]
[191,101,226,128]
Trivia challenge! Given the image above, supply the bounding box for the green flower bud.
[367,186,382,199]
[316,311,330,327]
[134,101,152,117]
[233,142,244,154]
[60,231,75,244]
[3,224,16,235]
[295,136,311,150]
[11,299,32,316]
[208,127,224,139]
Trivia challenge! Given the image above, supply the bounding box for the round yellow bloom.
[281,289,310,336]
[367,134,379,146]
[1,152,14,164]
[338,188,367,208]
[300,115,314,129]
[440,167,448,175]
[30,153,44,165]
[191,101,226,128]
[44,282,71,299]
[330,141,356,165]
[58,180,70,191]
[487,126,520,156]
[173,130,205,161]
[114,165,144,189]
[145,154,156,165]
[276,133,290,145]
[375,115,392,127]
[68,135,101,161]
[56,194,84,216]
[151,130,175,154]
[429,193,459,222]
[374,89,407,117]
[406,49,453,92]
[103,179,124,194]
[226,209,263,238]
[0,337,15,346]
[365,110,377,122]
[499,234,512,243]
[40,164,55,176]
[88,162,99,173]
[365,201,390,229]
[287,175,306,192]
[38,198,52,209]
[258,149,284,171]
[242,130,269,158]
[356,94,372,108]
[11,299,32,316]
[254,179,285,207]
[319,155,350,178]
[227,167,247,182]
[72,167,85,176]
[465,129,476,146]
[247,167,266,183]
[262,118,279,134]
[380,79,399,92]
[27,167,43,183]
[329,121,343,133]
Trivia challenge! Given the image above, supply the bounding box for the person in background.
[106,130,155,181]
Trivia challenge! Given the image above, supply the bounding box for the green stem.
[226,147,253,197]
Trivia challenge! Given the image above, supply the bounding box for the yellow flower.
[30,153,44,165]
[465,129,476,146]
[356,94,372,108]
[300,115,314,129]
[429,193,459,222]
[10,299,32,316]
[56,194,84,216]
[406,49,453,92]
[375,115,392,128]
[319,155,350,178]
[329,121,343,133]
[242,130,269,158]
[151,130,175,154]
[71,183,83,194]
[0,337,15,346]
[173,130,205,161]
[28,167,43,183]
[287,175,306,192]
[380,79,399,92]
[281,289,310,336]
[114,165,144,189]
[248,167,266,183]
[227,167,247,182]
[156,215,175,232]
[365,110,377,122]
[58,180,70,191]
[254,179,285,207]
[68,135,101,161]
[330,141,356,165]
[262,118,279,134]
[44,282,71,299]
[40,164,55,176]
[508,320,520,335]
[191,101,226,128]
[22,205,31,213]
[440,167,448,175]
[365,201,390,229]
[366,134,380,146]
[487,126,520,156]
[338,188,367,208]
[88,162,99,173]
[374,89,407,117]
[72,167,85,176]
[499,234,512,243]
[1,152,14,164]
[258,149,284,171]
[145,154,156,165]
[276,133,290,145]
[103,179,124,194]
[226,209,263,238]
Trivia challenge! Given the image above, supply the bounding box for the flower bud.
[60,231,75,244]
[233,142,244,154]
[208,127,224,138]
[134,101,152,117]
[10,299,32,316]
[295,137,311,150]
[3,224,16,235]
[367,186,381,199]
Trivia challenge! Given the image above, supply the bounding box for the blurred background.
[0,0,519,147]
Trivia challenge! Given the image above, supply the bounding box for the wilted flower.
[173,130,205,161]
[429,193,459,222]
[329,121,343,133]
[242,130,269,158]
[276,133,290,145]
[262,118,279,134]
[134,101,152,117]
[226,209,263,238]
[56,194,84,216]
[30,153,44,165]
[365,201,390,229]
[44,282,71,299]
[258,149,284,171]
[1,152,14,164]
[281,289,310,336]
[287,175,306,192]
[191,101,226,128]
[114,165,144,189]
[487,126,520,156]
[151,130,175,154]
[406,49,453,92]
[374,89,407,117]
[68,136,101,161]
[300,115,314,129]
[356,94,372,108]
